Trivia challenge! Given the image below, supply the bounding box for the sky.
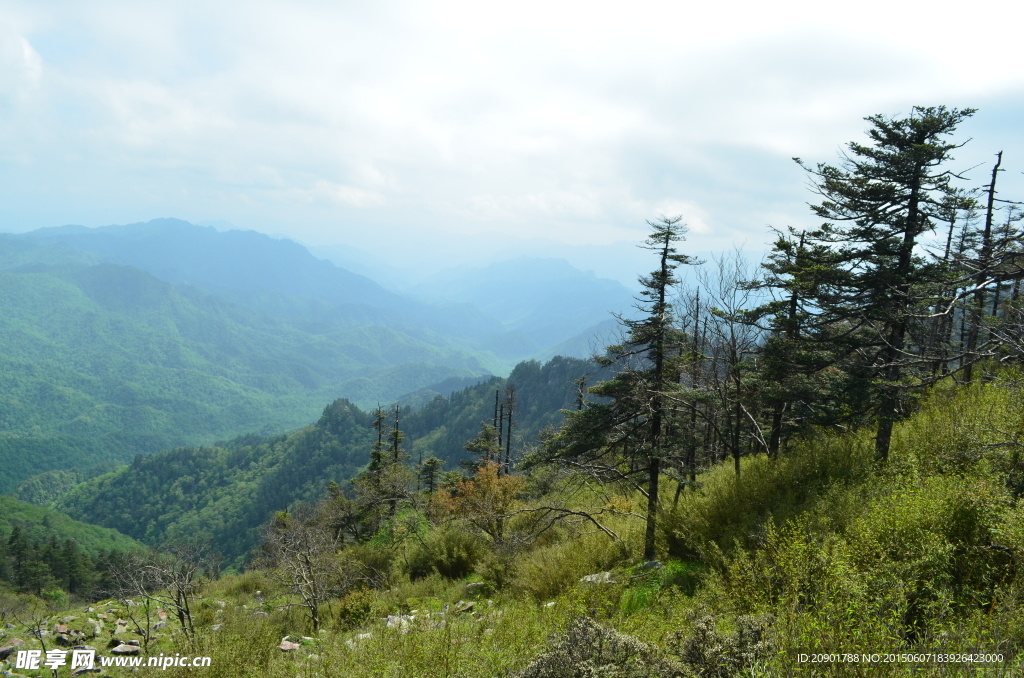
[1,0,1023,287]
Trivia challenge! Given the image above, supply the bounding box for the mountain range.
[0,219,635,491]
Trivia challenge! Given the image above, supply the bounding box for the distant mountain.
[0,247,492,491]
[15,219,528,360]
[410,257,637,351]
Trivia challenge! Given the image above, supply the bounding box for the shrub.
[513,531,631,602]
[405,527,487,580]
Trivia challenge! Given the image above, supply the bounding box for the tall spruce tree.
[539,216,697,560]
[786,106,975,460]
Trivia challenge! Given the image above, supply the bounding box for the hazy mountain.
[15,219,530,361]
[410,257,637,350]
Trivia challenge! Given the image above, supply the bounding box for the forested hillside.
[0,252,490,492]
[50,357,603,567]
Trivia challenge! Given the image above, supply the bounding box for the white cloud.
[0,0,1021,266]
[313,180,386,208]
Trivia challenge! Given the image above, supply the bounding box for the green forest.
[4,105,1024,676]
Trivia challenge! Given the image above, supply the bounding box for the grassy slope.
[6,381,1024,677]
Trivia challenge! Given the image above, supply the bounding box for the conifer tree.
[785,106,975,459]
[539,216,697,560]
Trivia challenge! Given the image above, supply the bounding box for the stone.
[453,601,475,614]
[55,625,69,634]
[465,582,485,592]
[210,625,222,632]
[110,644,140,655]
[580,571,617,584]
[279,640,300,652]
[641,560,663,569]
[385,615,414,632]
[71,668,102,676]
[55,634,73,647]
[153,622,167,631]
[125,640,140,647]
[0,639,26,661]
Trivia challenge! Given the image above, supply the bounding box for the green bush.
[405,527,487,580]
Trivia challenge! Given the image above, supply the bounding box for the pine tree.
[540,216,697,560]
[786,106,976,459]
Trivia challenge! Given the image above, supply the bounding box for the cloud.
[313,181,386,208]
[0,0,1021,264]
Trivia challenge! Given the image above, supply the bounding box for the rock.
[107,638,122,649]
[279,640,300,652]
[386,615,414,632]
[55,625,69,634]
[62,617,77,623]
[580,571,617,584]
[0,639,26,660]
[85,608,94,613]
[55,634,73,647]
[110,644,141,655]
[71,668,102,676]
[543,601,556,608]
[641,560,663,569]
[465,582,485,592]
[125,640,140,647]
[453,601,475,614]
[105,610,116,614]
[210,625,222,632]
[153,622,167,631]
[96,614,107,620]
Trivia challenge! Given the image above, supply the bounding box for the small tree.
[539,216,697,560]
[260,510,342,632]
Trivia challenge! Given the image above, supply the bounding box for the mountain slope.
[0,258,490,491]
[0,495,142,558]
[53,357,606,567]
[14,220,529,359]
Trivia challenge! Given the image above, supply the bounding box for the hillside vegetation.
[49,357,603,568]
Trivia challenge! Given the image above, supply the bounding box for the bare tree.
[259,510,345,632]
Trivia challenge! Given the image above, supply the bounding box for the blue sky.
[1,0,1022,285]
